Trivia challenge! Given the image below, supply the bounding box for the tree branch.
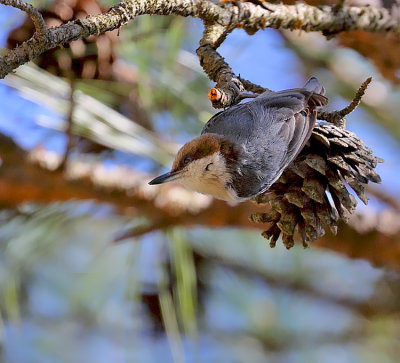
[1,0,400,84]
[0,0,224,79]
[0,0,47,36]
[197,23,272,108]
[318,77,372,128]
[200,1,400,108]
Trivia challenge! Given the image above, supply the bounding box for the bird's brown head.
[149,133,241,202]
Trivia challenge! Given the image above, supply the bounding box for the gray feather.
[304,76,326,95]
[201,78,328,198]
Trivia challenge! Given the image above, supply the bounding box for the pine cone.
[250,121,383,249]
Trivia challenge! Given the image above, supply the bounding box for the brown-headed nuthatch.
[149,77,328,203]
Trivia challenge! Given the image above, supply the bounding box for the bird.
[149,77,328,203]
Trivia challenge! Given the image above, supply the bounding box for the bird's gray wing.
[202,79,326,146]
[202,82,327,198]
[201,102,255,138]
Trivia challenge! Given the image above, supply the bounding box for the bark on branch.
[1,0,400,83]
[197,23,271,108]
[0,0,47,36]
[318,77,372,128]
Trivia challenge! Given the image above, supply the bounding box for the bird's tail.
[304,77,328,107]
[304,77,325,96]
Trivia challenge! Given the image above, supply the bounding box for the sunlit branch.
[318,77,372,128]
[1,0,400,82]
[0,0,47,36]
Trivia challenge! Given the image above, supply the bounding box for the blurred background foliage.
[1,0,400,362]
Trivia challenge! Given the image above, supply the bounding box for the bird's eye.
[205,162,213,171]
[183,156,192,166]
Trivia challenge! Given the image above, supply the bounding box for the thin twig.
[197,23,241,108]
[238,76,270,94]
[198,22,271,108]
[338,77,372,117]
[317,77,372,128]
[1,0,400,80]
[0,0,47,36]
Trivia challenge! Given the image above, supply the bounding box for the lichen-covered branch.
[197,22,271,108]
[196,2,399,108]
[238,76,267,95]
[0,0,47,36]
[0,0,224,79]
[1,0,400,82]
[196,24,240,107]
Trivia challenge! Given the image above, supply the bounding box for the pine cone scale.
[251,121,383,249]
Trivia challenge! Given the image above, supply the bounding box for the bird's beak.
[148,171,180,185]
